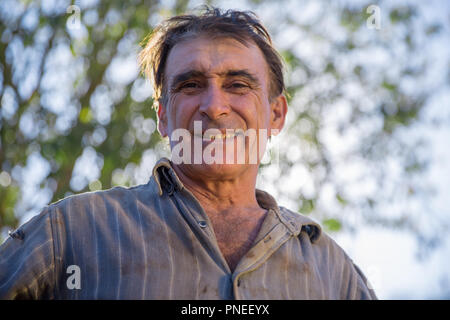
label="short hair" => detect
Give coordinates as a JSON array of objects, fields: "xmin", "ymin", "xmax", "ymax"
[{"xmin": 138, "ymin": 7, "xmax": 285, "ymax": 108}]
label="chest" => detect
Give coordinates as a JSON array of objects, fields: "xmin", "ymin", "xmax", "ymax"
[{"xmin": 210, "ymin": 217, "xmax": 263, "ymax": 271}]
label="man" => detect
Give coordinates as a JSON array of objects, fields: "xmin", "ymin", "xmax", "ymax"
[{"xmin": 0, "ymin": 8, "xmax": 377, "ymax": 299}]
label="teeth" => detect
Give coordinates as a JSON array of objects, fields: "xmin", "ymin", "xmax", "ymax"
[
  {"xmin": 193, "ymin": 130, "xmax": 244, "ymax": 140},
  {"xmin": 199, "ymin": 133, "xmax": 238, "ymax": 140},
  {"xmin": 209, "ymin": 133, "xmax": 236, "ymax": 140}
]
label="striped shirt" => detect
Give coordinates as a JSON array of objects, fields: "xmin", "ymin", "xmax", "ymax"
[{"xmin": 0, "ymin": 158, "xmax": 377, "ymax": 299}]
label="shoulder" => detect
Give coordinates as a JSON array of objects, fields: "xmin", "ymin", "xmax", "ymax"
[
  {"xmin": 278, "ymin": 206, "xmax": 322, "ymax": 242},
  {"xmin": 49, "ymin": 182, "xmax": 155, "ymax": 216},
  {"xmin": 2, "ymin": 205, "xmax": 54, "ymax": 248},
  {"xmin": 279, "ymin": 207, "xmax": 377, "ymax": 299},
  {"xmin": 29, "ymin": 182, "xmax": 158, "ymax": 242},
  {"xmin": 280, "ymin": 206, "xmax": 353, "ymax": 263},
  {"xmin": 4, "ymin": 184, "xmax": 150, "ymax": 240},
  {"xmin": 278, "ymin": 207, "xmax": 354, "ymax": 276}
]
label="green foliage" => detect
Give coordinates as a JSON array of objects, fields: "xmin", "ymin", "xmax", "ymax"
[
  {"xmin": 0, "ymin": 0, "xmax": 172, "ymax": 229},
  {"xmin": 0, "ymin": 0, "xmax": 448, "ymax": 256},
  {"xmin": 299, "ymin": 198, "xmax": 315, "ymax": 215},
  {"xmin": 389, "ymin": 6, "xmax": 415, "ymax": 24},
  {"xmin": 0, "ymin": 185, "xmax": 19, "ymax": 227},
  {"xmin": 322, "ymin": 218, "xmax": 342, "ymax": 232}
]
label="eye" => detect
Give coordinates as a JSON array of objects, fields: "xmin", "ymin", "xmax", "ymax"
[
  {"xmin": 181, "ymin": 82, "xmax": 199, "ymax": 88},
  {"xmin": 230, "ymin": 82, "xmax": 249, "ymax": 88},
  {"xmin": 227, "ymin": 81, "xmax": 251, "ymax": 94},
  {"xmin": 175, "ymin": 81, "xmax": 203, "ymax": 94},
  {"xmin": 178, "ymin": 81, "xmax": 199, "ymax": 90}
]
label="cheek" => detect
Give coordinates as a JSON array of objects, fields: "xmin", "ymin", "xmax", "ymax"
[
  {"xmin": 232, "ymin": 96, "xmax": 271, "ymax": 128},
  {"xmin": 168, "ymin": 96, "xmax": 199, "ymax": 128}
]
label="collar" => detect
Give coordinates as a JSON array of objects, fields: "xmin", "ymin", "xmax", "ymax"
[
  {"xmin": 152, "ymin": 157, "xmax": 185, "ymax": 196},
  {"xmin": 256, "ymin": 189, "xmax": 322, "ymax": 243},
  {"xmin": 151, "ymin": 157, "xmax": 321, "ymax": 242}
]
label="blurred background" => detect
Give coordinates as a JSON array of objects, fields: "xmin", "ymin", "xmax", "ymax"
[{"xmin": 0, "ymin": 0, "xmax": 449, "ymax": 299}]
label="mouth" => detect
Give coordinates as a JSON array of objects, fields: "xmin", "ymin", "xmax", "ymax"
[{"xmin": 194, "ymin": 129, "xmax": 245, "ymax": 141}]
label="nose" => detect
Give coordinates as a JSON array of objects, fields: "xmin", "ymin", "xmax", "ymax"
[{"xmin": 198, "ymin": 82, "xmax": 231, "ymax": 120}]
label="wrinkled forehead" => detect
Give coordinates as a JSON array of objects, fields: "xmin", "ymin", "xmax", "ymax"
[{"xmin": 164, "ymin": 35, "xmax": 270, "ymax": 87}]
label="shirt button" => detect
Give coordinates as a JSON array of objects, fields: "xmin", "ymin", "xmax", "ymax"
[
  {"xmin": 198, "ymin": 221, "xmax": 207, "ymax": 228},
  {"xmin": 8, "ymin": 229, "xmax": 25, "ymax": 240}
]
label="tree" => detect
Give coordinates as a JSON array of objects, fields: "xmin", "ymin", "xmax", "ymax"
[
  {"xmin": 0, "ymin": 0, "xmax": 448, "ymax": 258},
  {"xmin": 0, "ymin": 0, "xmax": 187, "ymax": 235}
]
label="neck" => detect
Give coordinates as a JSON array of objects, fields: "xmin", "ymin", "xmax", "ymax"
[{"xmin": 172, "ymin": 163, "xmax": 261, "ymax": 214}]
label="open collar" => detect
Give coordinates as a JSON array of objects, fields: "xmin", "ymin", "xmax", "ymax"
[{"xmin": 151, "ymin": 157, "xmax": 321, "ymax": 242}]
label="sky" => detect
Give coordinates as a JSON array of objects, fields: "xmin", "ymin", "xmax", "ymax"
[{"xmin": 330, "ymin": 0, "xmax": 450, "ymax": 299}]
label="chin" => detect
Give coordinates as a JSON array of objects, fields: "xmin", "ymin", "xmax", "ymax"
[
  {"xmin": 181, "ymin": 161, "xmax": 257, "ymax": 181},
  {"xmin": 171, "ymin": 138, "xmax": 263, "ymax": 179}
]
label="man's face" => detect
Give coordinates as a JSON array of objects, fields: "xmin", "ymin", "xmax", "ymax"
[{"xmin": 158, "ymin": 36, "xmax": 287, "ymax": 179}]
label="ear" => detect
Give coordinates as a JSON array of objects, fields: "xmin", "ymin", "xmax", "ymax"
[
  {"xmin": 269, "ymin": 94, "xmax": 288, "ymax": 136},
  {"xmin": 157, "ymin": 102, "xmax": 169, "ymax": 138}
]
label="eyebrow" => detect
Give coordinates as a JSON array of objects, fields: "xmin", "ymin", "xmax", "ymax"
[
  {"xmin": 170, "ymin": 69, "xmax": 261, "ymax": 89},
  {"xmin": 220, "ymin": 70, "xmax": 259, "ymax": 85},
  {"xmin": 170, "ymin": 70, "xmax": 204, "ymax": 88}
]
